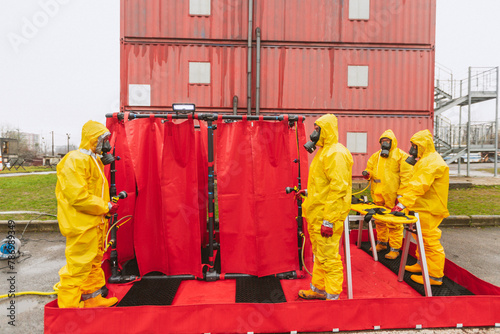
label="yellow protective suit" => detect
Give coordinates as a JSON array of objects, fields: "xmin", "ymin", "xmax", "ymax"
[
  {"xmin": 365, "ymin": 129, "xmax": 413, "ymax": 250},
  {"xmin": 399, "ymin": 129, "xmax": 449, "ymax": 279},
  {"xmin": 56, "ymin": 121, "xmax": 111, "ymax": 308},
  {"xmin": 303, "ymin": 114, "xmax": 353, "ymax": 298}
]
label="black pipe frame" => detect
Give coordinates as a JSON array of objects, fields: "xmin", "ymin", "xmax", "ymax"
[
  {"xmin": 105, "ymin": 112, "xmax": 305, "ymax": 123},
  {"xmin": 108, "ymin": 149, "xmax": 136, "ymax": 284},
  {"xmin": 105, "ymin": 112, "xmax": 305, "ymax": 281}
]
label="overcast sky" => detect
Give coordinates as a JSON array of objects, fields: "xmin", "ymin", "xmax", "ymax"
[{"xmin": 0, "ymin": 0, "xmax": 499, "ymax": 149}]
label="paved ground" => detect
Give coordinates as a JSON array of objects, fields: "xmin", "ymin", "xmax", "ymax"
[
  {"xmin": 449, "ymin": 162, "xmax": 500, "ymax": 185},
  {"xmin": 0, "ymin": 169, "xmax": 498, "ymax": 333},
  {"xmin": 0, "ymin": 228, "xmax": 499, "ymax": 334}
]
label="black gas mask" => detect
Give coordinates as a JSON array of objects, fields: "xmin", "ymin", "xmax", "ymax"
[
  {"xmin": 380, "ymin": 139, "xmax": 392, "ymax": 158},
  {"xmin": 405, "ymin": 144, "xmax": 418, "ymax": 166},
  {"xmin": 100, "ymin": 141, "xmax": 115, "ymax": 165},
  {"xmin": 304, "ymin": 126, "xmax": 321, "ymax": 154}
]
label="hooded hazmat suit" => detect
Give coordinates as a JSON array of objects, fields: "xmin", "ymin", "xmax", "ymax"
[
  {"xmin": 302, "ymin": 114, "xmax": 353, "ymax": 298},
  {"xmin": 364, "ymin": 130, "xmax": 413, "ymax": 252},
  {"xmin": 56, "ymin": 121, "xmax": 112, "ymax": 308},
  {"xmin": 398, "ymin": 129, "xmax": 449, "ymax": 279}
]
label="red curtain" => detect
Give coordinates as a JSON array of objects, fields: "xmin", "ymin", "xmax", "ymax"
[
  {"xmin": 106, "ymin": 116, "xmax": 204, "ymax": 277},
  {"xmin": 216, "ymin": 117, "xmax": 300, "ymax": 276},
  {"xmin": 105, "ymin": 114, "xmax": 307, "ymax": 278},
  {"xmin": 159, "ymin": 118, "xmax": 203, "ymax": 276},
  {"xmin": 125, "ymin": 117, "xmax": 167, "ymax": 275}
]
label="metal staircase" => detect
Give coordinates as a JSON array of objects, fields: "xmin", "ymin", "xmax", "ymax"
[{"xmin": 434, "ymin": 66, "xmax": 499, "ymax": 171}]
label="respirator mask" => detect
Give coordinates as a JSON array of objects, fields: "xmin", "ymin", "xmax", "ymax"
[
  {"xmin": 96, "ymin": 132, "xmax": 115, "ymax": 165},
  {"xmin": 304, "ymin": 126, "xmax": 321, "ymax": 154},
  {"xmin": 380, "ymin": 139, "xmax": 391, "ymax": 158},
  {"xmin": 405, "ymin": 144, "xmax": 418, "ymax": 166},
  {"xmin": 100, "ymin": 141, "xmax": 115, "ymax": 165}
]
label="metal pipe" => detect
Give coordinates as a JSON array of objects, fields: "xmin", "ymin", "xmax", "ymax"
[
  {"xmin": 397, "ymin": 227, "xmax": 412, "ymax": 282},
  {"xmin": 221, "ymin": 271, "xmax": 298, "ymax": 280},
  {"xmin": 108, "ymin": 151, "xmax": 136, "ymax": 284},
  {"xmin": 495, "ymin": 66, "xmax": 499, "ymax": 177},
  {"xmin": 140, "ymin": 275, "xmax": 197, "ymax": 280},
  {"xmin": 247, "ymin": 0, "xmax": 253, "ymax": 115},
  {"xmin": 205, "ymin": 118, "xmax": 217, "ymax": 282},
  {"xmin": 458, "ymin": 105, "xmax": 462, "ymax": 175},
  {"xmin": 256, "ymin": 27, "xmax": 261, "ymax": 116},
  {"xmin": 106, "ymin": 112, "xmax": 305, "ymax": 123},
  {"xmin": 108, "ymin": 151, "xmax": 119, "ymax": 281},
  {"xmin": 415, "ymin": 214, "xmax": 433, "ymax": 297},
  {"xmin": 221, "ymin": 273, "xmax": 256, "ymax": 279},
  {"xmin": 232, "ymin": 96, "xmax": 238, "ymax": 115},
  {"xmin": 343, "ymin": 216, "xmax": 353, "ymax": 299},
  {"xmin": 467, "ymin": 67, "xmax": 472, "ymax": 177}
]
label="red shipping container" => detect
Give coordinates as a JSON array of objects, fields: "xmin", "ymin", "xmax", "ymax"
[
  {"xmin": 122, "ymin": 43, "xmax": 433, "ymax": 114},
  {"xmin": 122, "ymin": 0, "xmax": 435, "ymax": 46}
]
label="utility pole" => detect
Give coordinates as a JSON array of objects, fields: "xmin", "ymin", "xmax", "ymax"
[
  {"xmin": 66, "ymin": 133, "xmax": 71, "ymax": 153},
  {"xmin": 51, "ymin": 131, "xmax": 54, "ymax": 156}
]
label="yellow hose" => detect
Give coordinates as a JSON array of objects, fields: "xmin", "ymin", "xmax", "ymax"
[
  {"xmin": 352, "ymin": 182, "xmax": 370, "ymax": 195},
  {"xmin": 0, "ymin": 282, "xmax": 59, "ymax": 299},
  {"xmin": 0, "ymin": 218, "xmax": 133, "ymax": 300},
  {"xmin": 104, "ymin": 215, "xmax": 133, "ymax": 251},
  {"xmin": 300, "ymin": 233, "xmax": 312, "ymax": 276}
]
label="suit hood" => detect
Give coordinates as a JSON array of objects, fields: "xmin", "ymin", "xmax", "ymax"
[
  {"xmin": 79, "ymin": 120, "xmax": 110, "ymax": 153},
  {"xmin": 410, "ymin": 129, "xmax": 435, "ymax": 158},
  {"xmin": 315, "ymin": 114, "xmax": 338, "ymax": 147},
  {"xmin": 379, "ymin": 129, "xmax": 398, "ymax": 151}
]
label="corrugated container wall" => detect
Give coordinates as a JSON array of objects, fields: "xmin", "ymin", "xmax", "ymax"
[
  {"xmin": 303, "ymin": 115, "xmax": 433, "ymax": 175},
  {"xmin": 122, "ymin": 0, "xmax": 435, "ymax": 45},
  {"xmin": 122, "ymin": 44, "xmax": 433, "ymax": 113},
  {"xmin": 120, "ymin": 0, "xmax": 436, "ymax": 176}
]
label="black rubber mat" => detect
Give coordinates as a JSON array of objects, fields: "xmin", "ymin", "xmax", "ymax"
[
  {"xmin": 359, "ymin": 242, "xmax": 474, "ymax": 296},
  {"xmin": 121, "ymin": 247, "xmax": 219, "ymax": 276},
  {"xmin": 235, "ymin": 276, "xmax": 287, "ymax": 303},
  {"xmin": 117, "ymin": 273, "xmax": 182, "ymax": 307},
  {"xmin": 121, "ymin": 258, "xmax": 140, "ymax": 277}
]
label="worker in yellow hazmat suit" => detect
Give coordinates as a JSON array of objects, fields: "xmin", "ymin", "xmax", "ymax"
[
  {"xmin": 56, "ymin": 120, "xmax": 119, "ymax": 308},
  {"xmin": 393, "ymin": 129, "xmax": 449, "ymax": 285},
  {"xmin": 362, "ymin": 130, "xmax": 413, "ymax": 260},
  {"xmin": 299, "ymin": 114, "xmax": 353, "ymax": 300}
]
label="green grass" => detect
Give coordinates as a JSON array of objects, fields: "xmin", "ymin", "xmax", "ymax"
[
  {"xmin": 0, "ymin": 166, "xmax": 56, "ymax": 174},
  {"xmin": 351, "ymin": 184, "xmax": 500, "ymax": 216},
  {"xmin": 0, "ymin": 174, "xmax": 57, "ymax": 221},
  {"xmin": 447, "ymin": 185, "xmax": 500, "ymax": 216},
  {"xmin": 478, "ymin": 168, "xmax": 500, "ymax": 174}
]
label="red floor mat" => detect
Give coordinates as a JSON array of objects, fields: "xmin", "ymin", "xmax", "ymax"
[{"xmin": 45, "ymin": 233, "xmax": 500, "ymax": 333}]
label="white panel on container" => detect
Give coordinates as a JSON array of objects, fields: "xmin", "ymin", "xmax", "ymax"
[
  {"xmin": 348, "ymin": 65, "xmax": 369, "ymax": 87},
  {"xmin": 349, "ymin": 0, "xmax": 370, "ymax": 20},
  {"xmin": 346, "ymin": 132, "xmax": 367, "ymax": 153},
  {"xmin": 190, "ymin": 0, "xmax": 211, "ymax": 16},
  {"xmin": 128, "ymin": 84, "xmax": 151, "ymax": 106},
  {"xmin": 189, "ymin": 62, "xmax": 211, "ymax": 84}
]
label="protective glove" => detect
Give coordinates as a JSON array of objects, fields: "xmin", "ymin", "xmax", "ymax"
[
  {"xmin": 395, "ymin": 195, "xmax": 401, "ymax": 206},
  {"xmin": 321, "ymin": 220, "xmax": 333, "ymax": 238},
  {"xmin": 391, "ymin": 202, "xmax": 405, "ymax": 213},
  {"xmin": 108, "ymin": 202, "xmax": 119, "ymax": 216},
  {"xmin": 362, "ymin": 171, "xmax": 370, "ymax": 180},
  {"xmin": 294, "ymin": 189, "xmax": 308, "ymax": 200}
]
